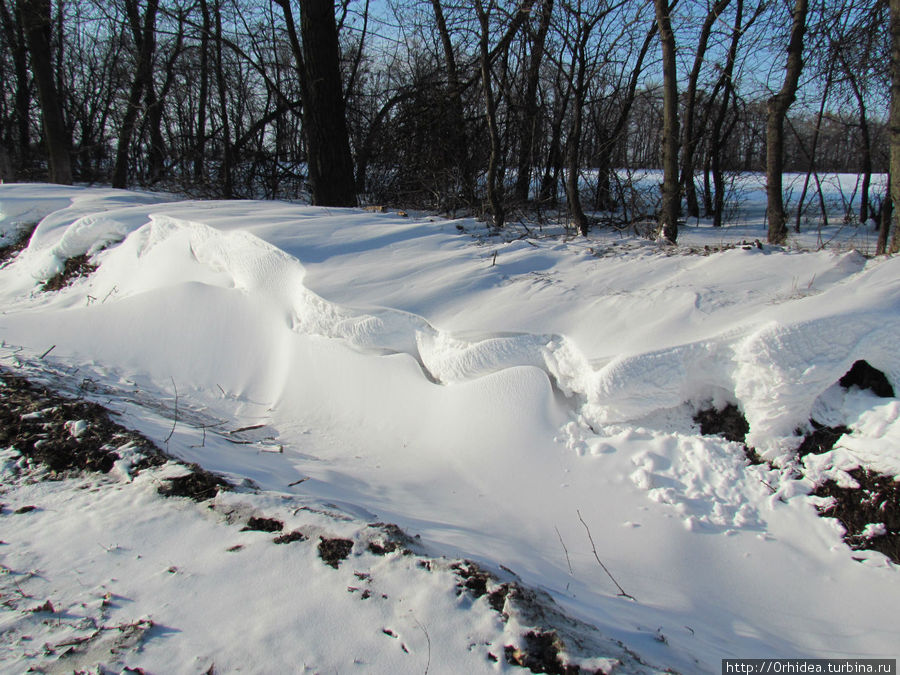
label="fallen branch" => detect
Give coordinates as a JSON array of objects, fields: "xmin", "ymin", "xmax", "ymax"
[
  {"xmin": 555, "ymin": 526, "xmax": 573, "ymax": 575},
  {"xmin": 576, "ymin": 510, "xmax": 635, "ymax": 601},
  {"xmin": 164, "ymin": 377, "xmax": 178, "ymax": 444}
]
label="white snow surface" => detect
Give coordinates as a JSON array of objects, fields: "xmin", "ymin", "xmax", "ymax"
[{"xmin": 1, "ymin": 183, "xmax": 899, "ymax": 673}]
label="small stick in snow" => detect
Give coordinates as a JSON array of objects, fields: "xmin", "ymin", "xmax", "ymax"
[
  {"xmin": 555, "ymin": 526, "xmax": 574, "ymax": 575},
  {"xmin": 39, "ymin": 345, "xmax": 55, "ymax": 359},
  {"xmin": 164, "ymin": 377, "xmax": 178, "ymax": 444},
  {"xmin": 413, "ymin": 616, "xmax": 431, "ymax": 675},
  {"xmin": 576, "ymin": 509, "xmax": 636, "ymax": 601},
  {"xmin": 229, "ymin": 424, "xmax": 265, "ymax": 435}
]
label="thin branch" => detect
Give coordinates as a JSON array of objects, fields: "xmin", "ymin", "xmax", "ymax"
[
  {"xmin": 555, "ymin": 526, "xmax": 574, "ymax": 575},
  {"xmin": 576, "ymin": 509, "xmax": 635, "ymax": 601},
  {"xmin": 164, "ymin": 376, "xmax": 178, "ymax": 444}
]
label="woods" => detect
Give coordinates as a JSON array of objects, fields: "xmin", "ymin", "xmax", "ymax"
[{"xmin": 0, "ymin": 0, "xmax": 893, "ymax": 245}]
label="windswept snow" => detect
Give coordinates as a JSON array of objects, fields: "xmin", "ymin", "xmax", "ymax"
[{"xmin": 2, "ymin": 182, "xmax": 899, "ymax": 673}]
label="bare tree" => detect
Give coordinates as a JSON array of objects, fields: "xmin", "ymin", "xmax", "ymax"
[
  {"xmin": 680, "ymin": 0, "xmax": 732, "ymax": 220},
  {"xmin": 112, "ymin": 0, "xmax": 160, "ymax": 189},
  {"xmin": 18, "ymin": 0, "xmax": 72, "ymax": 184},
  {"xmin": 890, "ymin": 0, "xmax": 900, "ymax": 253},
  {"xmin": 276, "ymin": 0, "xmax": 356, "ymax": 206},
  {"xmin": 765, "ymin": 0, "xmax": 808, "ymax": 245},
  {"xmin": 654, "ymin": 0, "xmax": 679, "ymax": 243}
]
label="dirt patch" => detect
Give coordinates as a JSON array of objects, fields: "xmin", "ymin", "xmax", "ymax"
[
  {"xmin": 812, "ymin": 468, "xmax": 900, "ymax": 564},
  {"xmin": 504, "ymin": 631, "xmax": 585, "ymax": 674},
  {"xmin": 0, "ymin": 370, "xmax": 163, "ymax": 477},
  {"xmin": 0, "ymin": 222, "xmax": 37, "ymax": 267},
  {"xmin": 796, "ymin": 421, "xmax": 850, "ymax": 458},
  {"xmin": 273, "ymin": 530, "xmax": 306, "ymax": 544},
  {"xmin": 242, "ymin": 516, "xmax": 284, "ymax": 533},
  {"xmin": 158, "ymin": 465, "xmax": 229, "ymax": 501},
  {"xmin": 839, "ymin": 360, "xmax": 895, "ymax": 398},
  {"xmin": 42, "ymin": 253, "xmax": 98, "ymax": 291},
  {"xmin": 693, "ymin": 403, "xmax": 749, "ymax": 443},
  {"xmin": 366, "ymin": 522, "xmax": 415, "ymax": 555},
  {"xmin": 693, "ymin": 403, "xmax": 764, "ymax": 464},
  {"xmin": 318, "ymin": 537, "xmax": 353, "ymax": 568},
  {"xmin": 453, "ymin": 561, "xmax": 491, "ymax": 598}
]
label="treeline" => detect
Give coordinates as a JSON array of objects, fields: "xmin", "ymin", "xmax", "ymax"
[{"xmin": 0, "ymin": 0, "xmax": 895, "ymax": 248}]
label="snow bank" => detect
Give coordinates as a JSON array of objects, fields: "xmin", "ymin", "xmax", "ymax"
[{"xmin": 3, "ymin": 184, "xmax": 900, "ymax": 672}]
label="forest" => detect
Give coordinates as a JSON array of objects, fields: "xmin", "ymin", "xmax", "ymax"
[{"xmin": 0, "ymin": 0, "xmax": 895, "ymax": 247}]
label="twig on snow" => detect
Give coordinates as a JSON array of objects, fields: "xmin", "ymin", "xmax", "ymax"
[
  {"xmin": 39, "ymin": 345, "xmax": 55, "ymax": 359},
  {"xmin": 413, "ymin": 615, "xmax": 431, "ymax": 675},
  {"xmin": 576, "ymin": 509, "xmax": 636, "ymax": 601},
  {"xmin": 555, "ymin": 526, "xmax": 574, "ymax": 575},
  {"xmin": 164, "ymin": 377, "xmax": 178, "ymax": 444}
]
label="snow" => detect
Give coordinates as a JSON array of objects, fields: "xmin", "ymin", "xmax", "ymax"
[{"xmin": 1, "ymin": 182, "xmax": 899, "ymax": 673}]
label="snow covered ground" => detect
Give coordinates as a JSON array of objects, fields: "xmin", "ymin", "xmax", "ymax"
[{"xmin": 1, "ymin": 182, "xmax": 898, "ymax": 674}]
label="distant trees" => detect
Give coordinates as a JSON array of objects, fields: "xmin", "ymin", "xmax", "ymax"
[{"xmin": 0, "ymin": 0, "xmax": 891, "ymax": 242}]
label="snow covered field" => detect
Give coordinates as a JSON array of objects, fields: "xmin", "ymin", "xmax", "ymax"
[{"xmin": 1, "ymin": 182, "xmax": 898, "ymax": 673}]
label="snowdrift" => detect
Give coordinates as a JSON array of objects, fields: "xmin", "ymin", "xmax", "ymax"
[{"xmin": 2, "ymin": 183, "xmax": 899, "ymax": 673}]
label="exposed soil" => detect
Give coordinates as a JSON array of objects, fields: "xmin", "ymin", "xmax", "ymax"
[
  {"xmin": 365, "ymin": 522, "xmax": 416, "ymax": 556},
  {"xmin": 812, "ymin": 468, "xmax": 900, "ymax": 564},
  {"xmin": 273, "ymin": 530, "xmax": 306, "ymax": 544},
  {"xmin": 0, "ymin": 370, "xmax": 162, "ymax": 476},
  {"xmin": 0, "ymin": 369, "xmax": 228, "ymax": 503},
  {"xmin": 318, "ymin": 537, "xmax": 353, "ymax": 568},
  {"xmin": 0, "ymin": 222, "xmax": 37, "ymax": 267},
  {"xmin": 42, "ymin": 254, "xmax": 98, "ymax": 291},
  {"xmin": 839, "ymin": 360, "xmax": 895, "ymax": 398},
  {"xmin": 159, "ymin": 465, "xmax": 230, "ymax": 501},
  {"xmin": 693, "ymin": 403, "xmax": 764, "ymax": 464},
  {"xmin": 504, "ymin": 631, "xmax": 587, "ymax": 674},
  {"xmin": 796, "ymin": 421, "xmax": 850, "ymax": 458},
  {"xmin": 242, "ymin": 516, "xmax": 284, "ymax": 533},
  {"xmin": 693, "ymin": 403, "xmax": 749, "ymax": 443}
]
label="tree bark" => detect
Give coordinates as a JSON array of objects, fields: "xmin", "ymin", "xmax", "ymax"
[
  {"xmin": 654, "ymin": 0, "xmax": 679, "ymax": 243},
  {"xmin": 0, "ymin": 0, "xmax": 30, "ymax": 177},
  {"xmin": 212, "ymin": 0, "xmax": 233, "ymax": 197},
  {"xmin": 513, "ymin": 0, "xmax": 552, "ymax": 204},
  {"xmin": 18, "ymin": 0, "xmax": 71, "ymax": 184},
  {"xmin": 891, "ymin": 0, "xmax": 900, "ymax": 253},
  {"xmin": 475, "ymin": 0, "xmax": 505, "ymax": 230},
  {"xmin": 765, "ymin": 0, "xmax": 808, "ymax": 245},
  {"xmin": 195, "ymin": 0, "xmax": 212, "ymax": 181},
  {"xmin": 430, "ymin": 0, "xmax": 472, "ymax": 208},
  {"xmin": 112, "ymin": 0, "xmax": 160, "ymax": 189},
  {"xmin": 277, "ymin": 0, "xmax": 356, "ymax": 206},
  {"xmin": 680, "ymin": 0, "xmax": 731, "ymax": 220}
]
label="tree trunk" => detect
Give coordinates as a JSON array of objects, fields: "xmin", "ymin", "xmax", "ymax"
[
  {"xmin": 539, "ymin": 88, "xmax": 569, "ymax": 207},
  {"xmin": 277, "ymin": 0, "xmax": 356, "ymax": 206},
  {"xmin": 592, "ymin": 19, "xmax": 657, "ymax": 213},
  {"xmin": 795, "ymin": 59, "xmax": 833, "ymax": 233},
  {"xmin": 475, "ymin": 0, "xmax": 504, "ymax": 230},
  {"xmin": 513, "ymin": 0, "xmax": 552, "ymax": 204},
  {"xmin": 891, "ymin": 0, "xmax": 900, "ymax": 253},
  {"xmin": 431, "ymin": 0, "xmax": 473, "ymax": 208},
  {"xmin": 565, "ymin": 19, "xmax": 591, "ymax": 236},
  {"xmin": 18, "ymin": 0, "xmax": 71, "ymax": 184},
  {"xmin": 766, "ymin": 0, "xmax": 808, "ymax": 245},
  {"xmin": 654, "ymin": 0, "xmax": 679, "ymax": 244},
  {"xmin": 681, "ymin": 0, "xmax": 731, "ymax": 220},
  {"xmin": 213, "ymin": 0, "xmax": 233, "ymax": 197},
  {"xmin": 0, "ymin": 0, "xmax": 30, "ymax": 176},
  {"xmin": 195, "ymin": 0, "xmax": 211, "ymax": 181},
  {"xmin": 112, "ymin": 0, "xmax": 159, "ymax": 189}
]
